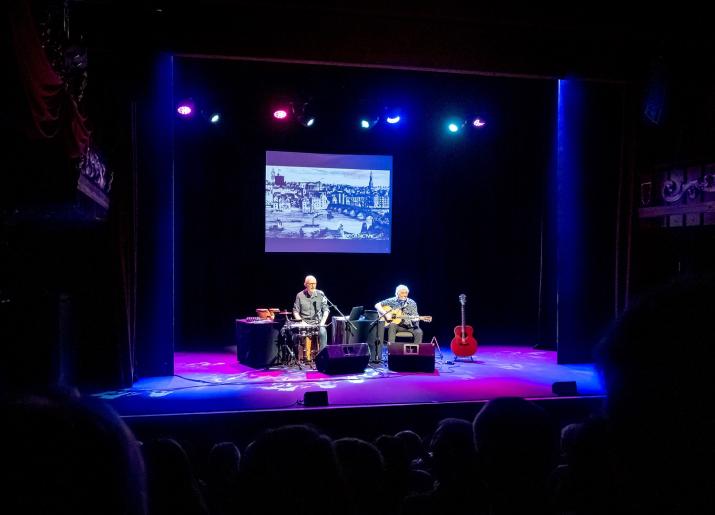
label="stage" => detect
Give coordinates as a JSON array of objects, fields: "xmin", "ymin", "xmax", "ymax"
[
  {"xmin": 91, "ymin": 344, "xmax": 605, "ymax": 449},
  {"xmin": 96, "ymin": 344, "xmax": 604, "ymax": 417}
]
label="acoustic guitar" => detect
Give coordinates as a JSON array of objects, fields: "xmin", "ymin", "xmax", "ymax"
[
  {"xmin": 380, "ymin": 305, "xmax": 433, "ymax": 326},
  {"xmin": 450, "ymin": 294, "xmax": 477, "ymax": 357}
]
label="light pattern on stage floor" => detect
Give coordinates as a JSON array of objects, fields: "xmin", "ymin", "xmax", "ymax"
[{"xmin": 94, "ymin": 345, "xmax": 604, "ymax": 416}]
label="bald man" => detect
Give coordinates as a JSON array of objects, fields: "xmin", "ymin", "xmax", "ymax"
[{"xmin": 293, "ymin": 275, "xmax": 329, "ymax": 350}]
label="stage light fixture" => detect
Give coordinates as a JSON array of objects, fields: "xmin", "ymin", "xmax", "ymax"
[
  {"xmin": 209, "ymin": 113, "xmax": 221, "ymax": 124},
  {"xmin": 176, "ymin": 99, "xmax": 195, "ymax": 118},
  {"xmin": 384, "ymin": 107, "xmax": 402, "ymax": 125},
  {"xmin": 359, "ymin": 116, "xmax": 380, "ymax": 129},
  {"xmin": 446, "ymin": 119, "xmax": 467, "ymax": 134},
  {"xmin": 292, "ymin": 101, "xmax": 317, "ymax": 128},
  {"xmin": 472, "ymin": 117, "xmax": 487, "ymax": 128},
  {"xmin": 273, "ymin": 108, "xmax": 289, "ymax": 120}
]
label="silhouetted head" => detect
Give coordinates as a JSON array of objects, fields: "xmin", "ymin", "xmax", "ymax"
[
  {"xmin": 473, "ymin": 397, "xmax": 556, "ymax": 483},
  {"xmin": 429, "ymin": 418, "xmax": 476, "ymax": 485},
  {"xmin": 395, "ymin": 429, "xmax": 426, "ymax": 462},
  {"xmin": 241, "ymin": 424, "xmax": 344, "ymax": 515},
  {"xmin": 2, "ymin": 390, "xmax": 146, "ymax": 515},
  {"xmin": 596, "ymin": 274, "xmax": 715, "ymax": 512}
]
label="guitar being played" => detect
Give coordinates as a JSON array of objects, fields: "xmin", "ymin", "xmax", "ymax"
[
  {"xmin": 450, "ymin": 293, "xmax": 478, "ymax": 358},
  {"xmin": 380, "ymin": 306, "xmax": 433, "ymax": 326},
  {"xmin": 375, "ymin": 284, "xmax": 428, "ymax": 344}
]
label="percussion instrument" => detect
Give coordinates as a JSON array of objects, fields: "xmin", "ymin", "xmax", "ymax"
[
  {"xmin": 285, "ymin": 321, "xmax": 324, "ymax": 363},
  {"xmin": 256, "ymin": 308, "xmax": 282, "ymax": 320}
]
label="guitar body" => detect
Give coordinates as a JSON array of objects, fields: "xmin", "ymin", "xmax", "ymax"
[
  {"xmin": 451, "ymin": 293, "xmax": 477, "ymax": 357},
  {"xmin": 381, "ymin": 305, "xmax": 406, "ymax": 325},
  {"xmin": 451, "ymin": 325, "xmax": 478, "ymax": 357}
]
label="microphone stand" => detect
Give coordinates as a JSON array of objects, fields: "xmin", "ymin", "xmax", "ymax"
[
  {"xmin": 367, "ymin": 310, "xmax": 393, "ymax": 363},
  {"xmin": 323, "ymin": 295, "xmax": 357, "ymax": 333},
  {"xmin": 369, "ymin": 309, "xmax": 393, "ymax": 330}
]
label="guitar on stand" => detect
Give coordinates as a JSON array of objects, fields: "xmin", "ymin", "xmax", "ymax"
[{"xmin": 450, "ymin": 294, "xmax": 478, "ymax": 360}]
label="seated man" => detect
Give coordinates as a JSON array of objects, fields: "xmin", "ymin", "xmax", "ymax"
[
  {"xmin": 292, "ymin": 275, "xmax": 329, "ymax": 350},
  {"xmin": 375, "ymin": 284, "xmax": 423, "ymax": 344}
]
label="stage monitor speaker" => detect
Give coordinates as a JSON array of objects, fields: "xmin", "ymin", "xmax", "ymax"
[
  {"xmin": 552, "ymin": 381, "xmax": 578, "ymax": 396},
  {"xmin": 315, "ymin": 343, "xmax": 370, "ymax": 375},
  {"xmin": 303, "ymin": 391, "xmax": 329, "ymax": 406},
  {"xmin": 387, "ymin": 342, "xmax": 435, "ymax": 372}
]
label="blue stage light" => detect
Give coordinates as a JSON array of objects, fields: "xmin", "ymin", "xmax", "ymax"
[{"xmin": 360, "ymin": 116, "xmax": 380, "ymax": 129}]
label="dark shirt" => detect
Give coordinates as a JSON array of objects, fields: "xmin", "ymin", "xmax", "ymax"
[
  {"xmin": 379, "ymin": 297, "xmax": 419, "ymax": 328},
  {"xmin": 293, "ymin": 289, "xmax": 328, "ymax": 323}
]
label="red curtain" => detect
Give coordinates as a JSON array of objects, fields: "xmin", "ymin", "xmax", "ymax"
[{"xmin": 9, "ymin": 0, "xmax": 89, "ymax": 159}]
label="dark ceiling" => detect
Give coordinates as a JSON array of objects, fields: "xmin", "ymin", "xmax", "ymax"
[{"xmin": 68, "ymin": 2, "xmax": 714, "ymax": 83}]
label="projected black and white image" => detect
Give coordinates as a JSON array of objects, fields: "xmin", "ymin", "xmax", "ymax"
[{"xmin": 265, "ymin": 151, "xmax": 392, "ymax": 253}]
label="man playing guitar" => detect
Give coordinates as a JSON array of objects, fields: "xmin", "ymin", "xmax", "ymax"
[{"xmin": 375, "ymin": 284, "xmax": 426, "ymax": 344}]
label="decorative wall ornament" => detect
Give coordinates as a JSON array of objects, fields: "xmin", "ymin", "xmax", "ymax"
[
  {"xmin": 77, "ymin": 143, "xmax": 111, "ymax": 209},
  {"xmin": 639, "ymin": 163, "xmax": 715, "ymax": 228}
]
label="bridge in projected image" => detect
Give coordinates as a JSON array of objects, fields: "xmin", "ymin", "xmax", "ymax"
[{"xmin": 328, "ymin": 203, "xmax": 389, "ymax": 221}]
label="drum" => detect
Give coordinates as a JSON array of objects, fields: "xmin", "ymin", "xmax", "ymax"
[{"xmin": 287, "ymin": 322, "xmax": 321, "ymax": 363}]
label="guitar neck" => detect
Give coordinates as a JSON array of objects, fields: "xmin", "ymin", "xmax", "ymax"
[
  {"xmin": 461, "ymin": 304, "xmax": 466, "ymax": 337},
  {"xmin": 395, "ymin": 315, "xmax": 430, "ymax": 322}
]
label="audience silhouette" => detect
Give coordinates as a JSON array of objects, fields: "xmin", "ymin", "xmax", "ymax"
[
  {"xmin": 239, "ymin": 424, "xmax": 348, "ymax": 515},
  {"xmin": 142, "ymin": 437, "xmax": 210, "ymax": 515},
  {"xmin": 202, "ymin": 441, "xmax": 242, "ymax": 515},
  {"xmin": 473, "ymin": 397, "xmax": 557, "ymax": 514},
  {"xmin": 2, "ymin": 388, "xmax": 147, "ymax": 515},
  {"xmin": 596, "ymin": 274, "xmax": 715, "ymax": 513},
  {"xmin": 403, "ymin": 417, "xmax": 484, "ymax": 515},
  {"xmin": 333, "ymin": 437, "xmax": 387, "ymax": 515}
]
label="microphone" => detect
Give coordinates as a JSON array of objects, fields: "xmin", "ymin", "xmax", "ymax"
[{"xmin": 315, "ymin": 290, "xmax": 330, "ymax": 304}]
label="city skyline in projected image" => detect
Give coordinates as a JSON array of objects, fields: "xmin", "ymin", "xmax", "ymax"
[{"xmin": 265, "ymin": 152, "xmax": 392, "ymax": 253}]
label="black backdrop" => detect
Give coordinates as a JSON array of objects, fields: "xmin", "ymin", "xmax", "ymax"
[{"xmin": 172, "ymin": 58, "xmax": 556, "ymax": 350}]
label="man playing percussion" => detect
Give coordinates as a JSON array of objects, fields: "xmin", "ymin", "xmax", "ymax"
[{"xmin": 292, "ymin": 275, "xmax": 329, "ymax": 351}]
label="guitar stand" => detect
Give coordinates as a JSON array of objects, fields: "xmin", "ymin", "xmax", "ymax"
[{"xmin": 430, "ymin": 336, "xmax": 444, "ymax": 361}]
